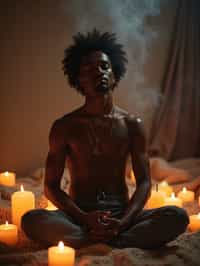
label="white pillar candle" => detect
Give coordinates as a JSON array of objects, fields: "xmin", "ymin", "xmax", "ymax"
[
  {"xmin": 158, "ymin": 181, "xmax": 173, "ymax": 196},
  {"xmin": 0, "ymin": 171, "xmax": 16, "ymax": 186},
  {"xmin": 146, "ymin": 190, "xmax": 166, "ymax": 209},
  {"xmin": 188, "ymin": 213, "xmax": 200, "ymax": 232},
  {"xmin": 0, "ymin": 221, "xmax": 18, "ymax": 246},
  {"xmin": 164, "ymin": 192, "xmax": 183, "ymax": 207},
  {"xmin": 48, "ymin": 241, "xmax": 75, "ymax": 266},
  {"xmin": 11, "ymin": 185, "xmax": 35, "ymax": 228},
  {"xmin": 177, "ymin": 187, "xmax": 194, "ymax": 203}
]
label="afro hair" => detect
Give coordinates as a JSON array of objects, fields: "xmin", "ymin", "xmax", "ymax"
[{"xmin": 62, "ymin": 29, "xmax": 128, "ymax": 94}]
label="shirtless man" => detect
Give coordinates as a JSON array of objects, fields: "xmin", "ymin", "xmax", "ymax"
[{"xmin": 22, "ymin": 30, "xmax": 189, "ymax": 249}]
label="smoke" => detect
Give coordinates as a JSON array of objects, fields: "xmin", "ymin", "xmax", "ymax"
[{"xmin": 61, "ymin": 0, "xmax": 166, "ymax": 118}]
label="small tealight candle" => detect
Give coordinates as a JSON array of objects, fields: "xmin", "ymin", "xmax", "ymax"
[
  {"xmin": 146, "ymin": 185, "xmax": 166, "ymax": 209},
  {"xmin": 0, "ymin": 171, "xmax": 16, "ymax": 187},
  {"xmin": 48, "ymin": 241, "xmax": 75, "ymax": 266},
  {"xmin": 158, "ymin": 181, "xmax": 173, "ymax": 196},
  {"xmin": 0, "ymin": 221, "xmax": 18, "ymax": 246},
  {"xmin": 46, "ymin": 200, "xmax": 58, "ymax": 211},
  {"xmin": 177, "ymin": 187, "xmax": 194, "ymax": 203},
  {"xmin": 164, "ymin": 192, "xmax": 183, "ymax": 207},
  {"xmin": 11, "ymin": 185, "xmax": 35, "ymax": 228},
  {"xmin": 188, "ymin": 213, "xmax": 200, "ymax": 232}
]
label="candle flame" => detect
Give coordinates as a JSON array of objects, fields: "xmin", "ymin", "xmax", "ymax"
[
  {"xmin": 171, "ymin": 192, "xmax": 175, "ymax": 198},
  {"xmin": 5, "ymin": 171, "xmax": 9, "ymax": 176},
  {"xmin": 161, "ymin": 181, "xmax": 168, "ymax": 186},
  {"xmin": 183, "ymin": 187, "xmax": 187, "ymax": 193},
  {"xmin": 20, "ymin": 185, "xmax": 24, "ymax": 192},
  {"xmin": 5, "ymin": 221, "xmax": 8, "ymax": 226},
  {"xmin": 58, "ymin": 241, "xmax": 64, "ymax": 251}
]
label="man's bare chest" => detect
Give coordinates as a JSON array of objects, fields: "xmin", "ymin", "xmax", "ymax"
[{"xmin": 68, "ymin": 116, "xmax": 129, "ymax": 156}]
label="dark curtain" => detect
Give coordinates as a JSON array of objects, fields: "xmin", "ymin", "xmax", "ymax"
[{"xmin": 148, "ymin": 0, "xmax": 200, "ymax": 161}]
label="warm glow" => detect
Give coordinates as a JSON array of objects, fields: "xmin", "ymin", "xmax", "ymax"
[
  {"xmin": 161, "ymin": 181, "xmax": 168, "ymax": 186},
  {"xmin": 5, "ymin": 221, "xmax": 8, "ymax": 226},
  {"xmin": 58, "ymin": 241, "xmax": 64, "ymax": 251},
  {"xmin": 171, "ymin": 192, "xmax": 175, "ymax": 198},
  {"xmin": 197, "ymin": 213, "xmax": 200, "ymax": 219},
  {"xmin": 20, "ymin": 185, "xmax": 24, "ymax": 192},
  {"xmin": 48, "ymin": 241, "xmax": 75, "ymax": 266},
  {"xmin": 5, "ymin": 171, "xmax": 9, "ymax": 176},
  {"xmin": 182, "ymin": 187, "xmax": 187, "ymax": 193},
  {"xmin": 12, "ymin": 186, "xmax": 35, "ymax": 228}
]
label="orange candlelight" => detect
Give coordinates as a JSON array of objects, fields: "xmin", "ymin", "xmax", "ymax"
[
  {"xmin": 177, "ymin": 187, "xmax": 194, "ymax": 203},
  {"xmin": 0, "ymin": 221, "xmax": 18, "ymax": 246},
  {"xmin": 0, "ymin": 171, "xmax": 16, "ymax": 186},
  {"xmin": 158, "ymin": 181, "xmax": 173, "ymax": 196},
  {"xmin": 11, "ymin": 185, "xmax": 35, "ymax": 228},
  {"xmin": 48, "ymin": 241, "xmax": 75, "ymax": 266},
  {"xmin": 164, "ymin": 192, "xmax": 183, "ymax": 208},
  {"xmin": 188, "ymin": 213, "xmax": 200, "ymax": 232}
]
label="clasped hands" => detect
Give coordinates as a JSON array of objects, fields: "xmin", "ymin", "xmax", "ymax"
[{"xmin": 83, "ymin": 210, "xmax": 121, "ymax": 242}]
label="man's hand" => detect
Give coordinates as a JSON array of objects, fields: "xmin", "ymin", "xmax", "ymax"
[{"xmin": 82, "ymin": 211, "xmax": 121, "ymax": 242}]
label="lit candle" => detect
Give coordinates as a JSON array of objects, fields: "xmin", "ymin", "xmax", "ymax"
[
  {"xmin": 0, "ymin": 171, "xmax": 16, "ymax": 186},
  {"xmin": 46, "ymin": 200, "xmax": 58, "ymax": 211},
  {"xmin": 48, "ymin": 241, "xmax": 75, "ymax": 266},
  {"xmin": 188, "ymin": 213, "xmax": 200, "ymax": 232},
  {"xmin": 0, "ymin": 221, "xmax": 18, "ymax": 246},
  {"xmin": 177, "ymin": 187, "xmax": 194, "ymax": 203},
  {"xmin": 158, "ymin": 181, "xmax": 173, "ymax": 196},
  {"xmin": 164, "ymin": 192, "xmax": 183, "ymax": 207},
  {"xmin": 11, "ymin": 185, "xmax": 35, "ymax": 228},
  {"xmin": 130, "ymin": 170, "xmax": 136, "ymax": 185},
  {"xmin": 146, "ymin": 186, "xmax": 166, "ymax": 209}
]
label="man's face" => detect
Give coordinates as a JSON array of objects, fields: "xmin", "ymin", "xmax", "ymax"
[{"xmin": 78, "ymin": 51, "xmax": 115, "ymax": 97}]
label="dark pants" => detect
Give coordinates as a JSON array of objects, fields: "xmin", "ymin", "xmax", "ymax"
[{"xmin": 21, "ymin": 200, "xmax": 189, "ymax": 250}]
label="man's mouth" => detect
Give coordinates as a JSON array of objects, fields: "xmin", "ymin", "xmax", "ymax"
[{"xmin": 95, "ymin": 77, "xmax": 109, "ymax": 92}]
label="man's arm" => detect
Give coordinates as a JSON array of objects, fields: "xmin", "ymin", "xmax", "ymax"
[
  {"xmin": 44, "ymin": 119, "xmax": 86, "ymax": 224},
  {"xmin": 44, "ymin": 119, "xmax": 111, "ymax": 237},
  {"xmin": 119, "ymin": 116, "xmax": 151, "ymax": 231}
]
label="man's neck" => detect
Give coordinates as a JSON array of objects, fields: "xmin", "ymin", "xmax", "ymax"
[{"xmin": 84, "ymin": 92, "xmax": 114, "ymax": 116}]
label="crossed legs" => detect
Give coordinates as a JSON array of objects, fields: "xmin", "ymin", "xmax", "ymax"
[{"xmin": 21, "ymin": 205, "xmax": 189, "ymax": 249}]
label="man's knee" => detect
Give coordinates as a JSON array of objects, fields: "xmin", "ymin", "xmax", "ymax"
[
  {"xmin": 21, "ymin": 209, "xmax": 46, "ymax": 233},
  {"xmin": 163, "ymin": 206, "xmax": 189, "ymax": 232}
]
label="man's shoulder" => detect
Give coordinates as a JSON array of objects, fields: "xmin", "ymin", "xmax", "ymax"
[{"xmin": 50, "ymin": 107, "xmax": 83, "ymax": 135}]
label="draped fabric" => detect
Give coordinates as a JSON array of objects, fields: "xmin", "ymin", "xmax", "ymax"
[{"xmin": 148, "ymin": 0, "xmax": 200, "ymax": 161}]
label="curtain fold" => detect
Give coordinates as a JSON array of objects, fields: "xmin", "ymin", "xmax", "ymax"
[{"xmin": 148, "ymin": 0, "xmax": 200, "ymax": 161}]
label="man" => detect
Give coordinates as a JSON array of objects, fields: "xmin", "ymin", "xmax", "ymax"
[{"xmin": 22, "ymin": 30, "xmax": 189, "ymax": 249}]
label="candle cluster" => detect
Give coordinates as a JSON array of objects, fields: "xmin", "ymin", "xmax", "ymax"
[
  {"xmin": 1, "ymin": 169, "xmax": 200, "ymax": 264},
  {"xmin": 0, "ymin": 171, "xmax": 75, "ymax": 265},
  {"xmin": 145, "ymin": 181, "xmax": 200, "ymax": 232}
]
